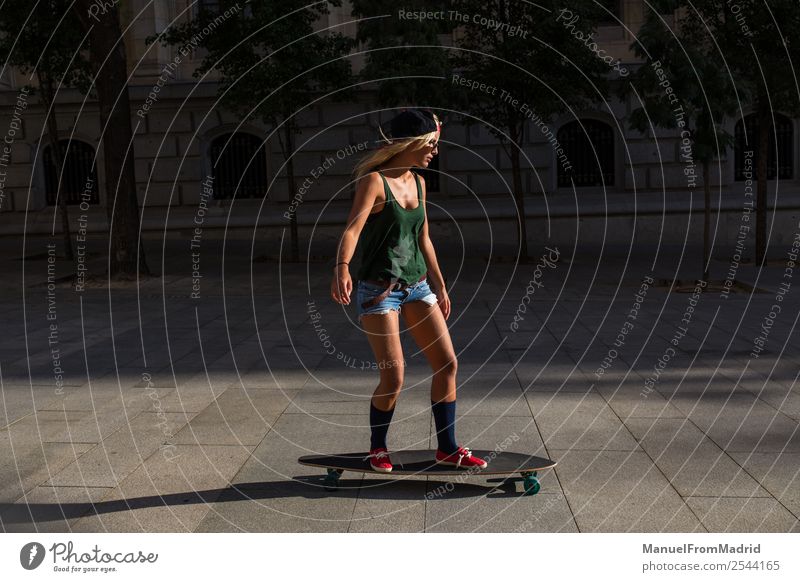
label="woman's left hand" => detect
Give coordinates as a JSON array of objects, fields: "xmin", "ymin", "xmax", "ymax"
[{"xmin": 437, "ymin": 288, "xmax": 451, "ymax": 320}]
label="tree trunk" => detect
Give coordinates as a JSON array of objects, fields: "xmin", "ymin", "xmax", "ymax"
[
  {"xmin": 509, "ymin": 123, "xmax": 529, "ymax": 262},
  {"xmin": 755, "ymin": 100, "xmax": 770, "ymax": 266},
  {"xmin": 284, "ymin": 121, "xmax": 299, "ymax": 262},
  {"xmin": 702, "ymin": 159, "xmax": 710, "ymax": 282},
  {"xmin": 39, "ymin": 73, "xmax": 75, "ymax": 262},
  {"xmin": 73, "ymin": 1, "xmax": 149, "ymax": 278}
]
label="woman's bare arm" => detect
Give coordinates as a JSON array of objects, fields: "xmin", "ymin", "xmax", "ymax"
[
  {"xmin": 331, "ymin": 172, "xmax": 381, "ymax": 304},
  {"xmin": 335, "ymin": 172, "xmax": 381, "ymax": 265}
]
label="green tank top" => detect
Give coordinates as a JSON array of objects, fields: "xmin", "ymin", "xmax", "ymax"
[{"xmin": 356, "ymin": 170, "xmax": 427, "ymax": 284}]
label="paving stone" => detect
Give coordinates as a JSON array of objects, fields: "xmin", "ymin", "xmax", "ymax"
[
  {"xmin": 0, "ymin": 384, "xmax": 60, "ymax": 429},
  {"xmin": 527, "ymin": 392, "xmax": 640, "ymax": 451},
  {"xmin": 348, "ymin": 476, "xmax": 428, "ymax": 533},
  {"xmin": 38, "ymin": 402, "xmax": 157, "ymax": 444},
  {"xmin": 454, "ymin": 362, "xmax": 524, "ymax": 384},
  {"xmin": 51, "ymin": 376, "xmax": 172, "ymax": 413},
  {"xmin": 46, "ymin": 411, "xmax": 194, "ymax": 487},
  {"xmin": 625, "ymin": 418, "xmax": 770, "ymax": 497},
  {"xmin": 155, "ymin": 380, "xmax": 231, "ymax": 413},
  {"xmin": 29, "ymin": 387, "xmax": 178, "ymax": 442},
  {"xmin": 426, "ymin": 490, "xmax": 576, "ymax": 532},
  {"xmin": 231, "ymin": 370, "xmax": 312, "ymax": 391},
  {"xmin": 728, "ymin": 452, "xmax": 800, "ymax": 517},
  {"xmin": 732, "ymin": 376, "xmax": 800, "ymax": 420},
  {"xmin": 3, "ymin": 410, "xmax": 92, "ymax": 444},
  {"xmin": 285, "ymin": 384, "xmax": 380, "ymax": 416},
  {"xmin": 591, "ymin": 373, "xmax": 686, "ymax": 418},
  {"xmin": 70, "ymin": 444, "xmax": 254, "ymax": 532},
  {"xmin": 553, "ymin": 449, "xmax": 705, "ymax": 532},
  {"xmin": 169, "ymin": 387, "xmax": 295, "ymax": 445},
  {"xmin": 0, "ymin": 429, "xmax": 94, "ymax": 503},
  {"xmin": 516, "ymin": 369, "xmax": 597, "ymax": 393},
  {"xmin": 665, "ymin": 393, "xmax": 800, "ymax": 453},
  {"xmin": 449, "ymin": 388, "xmax": 533, "ymax": 417},
  {"xmin": 685, "ymin": 497, "xmax": 800, "ymax": 532}
]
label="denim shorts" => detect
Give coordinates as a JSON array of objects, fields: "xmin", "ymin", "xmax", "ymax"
[{"xmin": 356, "ymin": 278, "xmax": 438, "ymax": 322}]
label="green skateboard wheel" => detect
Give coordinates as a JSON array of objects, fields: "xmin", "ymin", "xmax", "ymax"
[{"xmin": 522, "ymin": 471, "xmax": 540, "ymax": 495}]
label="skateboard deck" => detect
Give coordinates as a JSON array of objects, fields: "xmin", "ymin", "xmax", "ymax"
[{"xmin": 298, "ymin": 449, "xmax": 556, "ymax": 495}]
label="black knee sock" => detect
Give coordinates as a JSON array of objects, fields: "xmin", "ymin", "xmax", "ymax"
[
  {"xmin": 369, "ymin": 402, "xmax": 395, "ymax": 450},
  {"xmin": 431, "ymin": 399, "xmax": 458, "ymax": 454}
]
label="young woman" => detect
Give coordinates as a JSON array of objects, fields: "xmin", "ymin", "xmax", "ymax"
[{"xmin": 330, "ymin": 108, "xmax": 487, "ymax": 472}]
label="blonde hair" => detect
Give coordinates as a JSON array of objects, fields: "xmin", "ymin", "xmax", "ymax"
[{"xmin": 351, "ymin": 112, "xmax": 440, "ymax": 182}]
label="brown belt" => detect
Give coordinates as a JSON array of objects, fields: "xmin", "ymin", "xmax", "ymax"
[{"xmin": 360, "ymin": 273, "xmax": 427, "ymax": 309}]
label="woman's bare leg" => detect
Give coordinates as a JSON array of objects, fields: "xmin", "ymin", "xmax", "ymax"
[
  {"xmin": 360, "ymin": 310, "xmax": 405, "ymax": 410},
  {"xmin": 401, "ymin": 300, "xmax": 489, "ymax": 465},
  {"xmin": 400, "ymin": 301, "xmax": 457, "ymax": 402}
]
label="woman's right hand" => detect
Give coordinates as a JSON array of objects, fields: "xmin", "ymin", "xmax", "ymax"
[{"xmin": 331, "ymin": 268, "xmax": 352, "ymax": 305}]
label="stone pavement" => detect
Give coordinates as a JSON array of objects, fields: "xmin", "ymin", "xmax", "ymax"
[{"xmin": 0, "ymin": 233, "xmax": 798, "ymax": 533}]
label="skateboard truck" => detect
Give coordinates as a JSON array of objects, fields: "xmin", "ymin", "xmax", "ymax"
[
  {"xmin": 491, "ymin": 471, "xmax": 541, "ymax": 495},
  {"xmin": 323, "ymin": 468, "xmax": 344, "ymax": 491}
]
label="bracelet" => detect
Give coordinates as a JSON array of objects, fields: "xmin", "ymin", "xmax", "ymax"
[{"xmin": 334, "ymin": 261, "xmax": 349, "ymax": 268}]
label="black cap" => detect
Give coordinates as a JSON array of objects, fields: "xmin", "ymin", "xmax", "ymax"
[{"xmin": 379, "ymin": 109, "xmax": 440, "ymax": 142}]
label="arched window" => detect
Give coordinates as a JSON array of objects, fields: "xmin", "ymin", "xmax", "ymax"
[
  {"xmin": 43, "ymin": 139, "xmax": 99, "ymax": 206},
  {"xmin": 735, "ymin": 113, "xmax": 793, "ymax": 180},
  {"xmin": 208, "ymin": 133, "xmax": 267, "ymax": 199},
  {"xmin": 557, "ymin": 119, "xmax": 615, "ymax": 187}
]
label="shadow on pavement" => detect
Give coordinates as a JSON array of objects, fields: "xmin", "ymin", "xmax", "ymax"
[{"xmin": 0, "ymin": 476, "xmax": 539, "ymax": 526}]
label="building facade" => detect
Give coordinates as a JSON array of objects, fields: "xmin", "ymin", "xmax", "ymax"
[{"xmin": 0, "ymin": 0, "xmax": 796, "ymax": 245}]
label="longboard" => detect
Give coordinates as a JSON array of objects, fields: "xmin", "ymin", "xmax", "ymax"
[{"xmin": 298, "ymin": 449, "xmax": 557, "ymax": 495}]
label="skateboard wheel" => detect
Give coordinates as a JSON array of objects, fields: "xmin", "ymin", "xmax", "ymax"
[{"xmin": 522, "ymin": 472, "xmax": 540, "ymax": 495}]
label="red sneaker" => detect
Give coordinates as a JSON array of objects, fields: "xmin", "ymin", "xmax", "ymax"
[
  {"xmin": 435, "ymin": 446, "xmax": 487, "ymax": 469},
  {"xmin": 364, "ymin": 447, "xmax": 393, "ymax": 473}
]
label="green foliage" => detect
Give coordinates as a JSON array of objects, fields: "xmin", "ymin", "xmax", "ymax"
[
  {"xmin": 147, "ymin": 0, "xmax": 356, "ymax": 142},
  {"xmin": 0, "ymin": 0, "xmax": 94, "ymax": 95},
  {"xmin": 622, "ymin": 2, "xmax": 740, "ymax": 162},
  {"xmin": 447, "ymin": 0, "xmax": 612, "ymax": 144},
  {"xmin": 625, "ymin": 0, "xmax": 800, "ymax": 162},
  {"xmin": 350, "ymin": 0, "xmax": 454, "ymax": 107},
  {"xmin": 676, "ymin": 0, "xmax": 800, "ymax": 115},
  {"xmin": 351, "ymin": 0, "xmax": 614, "ymax": 143}
]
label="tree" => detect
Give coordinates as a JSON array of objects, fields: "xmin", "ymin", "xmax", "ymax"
[
  {"xmin": 350, "ymin": 0, "xmax": 455, "ymax": 209},
  {"xmin": 0, "ymin": 0, "xmax": 93, "ymax": 263},
  {"xmin": 620, "ymin": 1, "xmax": 739, "ymax": 282},
  {"xmin": 350, "ymin": 0, "xmax": 454, "ymax": 106},
  {"xmin": 676, "ymin": 0, "xmax": 800, "ymax": 265},
  {"xmin": 72, "ymin": 0, "xmax": 150, "ymax": 278},
  {"xmin": 149, "ymin": 0, "xmax": 356, "ymax": 262},
  {"xmin": 448, "ymin": 0, "xmax": 611, "ymax": 262}
]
